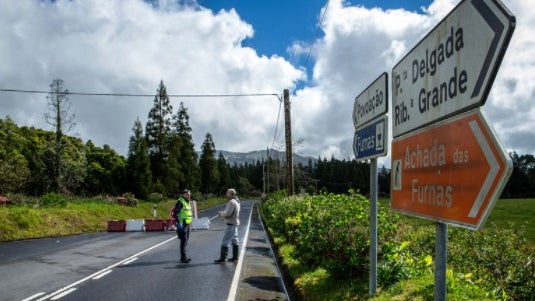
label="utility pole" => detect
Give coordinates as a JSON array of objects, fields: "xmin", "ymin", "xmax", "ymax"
[
  {"xmin": 265, "ymin": 147, "xmax": 269, "ymax": 194},
  {"xmin": 284, "ymin": 89, "xmax": 294, "ymax": 195}
]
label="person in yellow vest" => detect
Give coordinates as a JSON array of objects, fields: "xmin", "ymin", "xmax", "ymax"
[{"xmin": 173, "ymin": 189, "xmax": 193, "ymax": 263}]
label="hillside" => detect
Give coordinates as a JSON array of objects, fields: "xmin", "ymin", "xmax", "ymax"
[{"xmin": 203, "ymin": 148, "xmax": 316, "ymax": 166}]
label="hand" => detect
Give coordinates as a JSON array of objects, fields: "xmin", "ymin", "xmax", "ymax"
[{"xmin": 176, "ymin": 223, "xmax": 184, "ymax": 231}]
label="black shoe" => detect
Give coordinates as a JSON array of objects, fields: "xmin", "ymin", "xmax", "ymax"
[
  {"xmin": 228, "ymin": 257, "xmax": 238, "ymax": 262},
  {"xmin": 180, "ymin": 258, "xmax": 191, "ymax": 263},
  {"xmin": 214, "ymin": 258, "xmax": 226, "ymax": 264}
]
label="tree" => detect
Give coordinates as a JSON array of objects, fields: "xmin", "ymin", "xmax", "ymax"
[
  {"xmin": 164, "ymin": 134, "xmax": 184, "ymax": 197},
  {"xmin": 126, "ymin": 118, "xmax": 152, "ymax": 199},
  {"xmin": 503, "ymin": 152, "xmax": 535, "ymax": 198},
  {"xmin": 217, "ymin": 152, "xmax": 231, "ymax": 194},
  {"xmin": 84, "ymin": 141, "xmax": 126, "ymax": 196},
  {"xmin": 145, "ymin": 80, "xmax": 173, "ymax": 194},
  {"xmin": 172, "ymin": 102, "xmax": 199, "ymax": 191},
  {"xmin": 378, "ymin": 165, "xmax": 391, "ymax": 197},
  {"xmin": 0, "ymin": 117, "xmax": 30, "ymax": 193},
  {"xmin": 199, "ymin": 133, "xmax": 219, "ymax": 195},
  {"xmin": 44, "ymin": 79, "xmax": 76, "ymax": 193}
]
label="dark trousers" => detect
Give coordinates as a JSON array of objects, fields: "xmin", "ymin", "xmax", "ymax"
[{"xmin": 177, "ymin": 224, "xmax": 190, "ymax": 259}]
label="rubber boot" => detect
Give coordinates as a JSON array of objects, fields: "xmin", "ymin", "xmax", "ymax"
[
  {"xmin": 214, "ymin": 246, "xmax": 228, "ymax": 263},
  {"xmin": 228, "ymin": 244, "xmax": 239, "ymax": 262}
]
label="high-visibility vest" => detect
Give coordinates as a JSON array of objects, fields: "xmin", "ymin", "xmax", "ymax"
[{"xmin": 178, "ymin": 197, "xmax": 193, "ymax": 224}]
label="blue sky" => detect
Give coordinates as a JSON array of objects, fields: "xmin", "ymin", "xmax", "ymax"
[
  {"xmin": 199, "ymin": 0, "xmax": 434, "ymax": 60},
  {"xmin": 1, "ymin": 0, "xmax": 534, "ymax": 162}
]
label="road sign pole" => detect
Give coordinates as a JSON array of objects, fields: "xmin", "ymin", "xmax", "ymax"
[
  {"xmin": 434, "ymin": 222, "xmax": 447, "ymax": 301},
  {"xmin": 369, "ymin": 158, "xmax": 378, "ymax": 296}
]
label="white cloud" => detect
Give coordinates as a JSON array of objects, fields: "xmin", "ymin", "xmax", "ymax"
[
  {"xmin": 1, "ymin": 0, "xmax": 534, "ymax": 163},
  {"xmin": 0, "ymin": 0, "xmax": 300, "ymax": 155},
  {"xmin": 291, "ymin": 0, "xmax": 535, "ymax": 163}
]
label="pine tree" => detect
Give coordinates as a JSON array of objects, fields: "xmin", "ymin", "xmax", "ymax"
[
  {"xmin": 127, "ymin": 118, "xmax": 152, "ymax": 199},
  {"xmin": 145, "ymin": 80, "xmax": 173, "ymax": 194},
  {"xmin": 44, "ymin": 78, "xmax": 75, "ymax": 192},
  {"xmin": 164, "ymin": 134, "xmax": 183, "ymax": 197},
  {"xmin": 217, "ymin": 152, "xmax": 231, "ymax": 194},
  {"xmin": 173, "ymin": 102, "xmax": 199, "ymax": 191},
  {"xmin": 199, "ymin": 133, "xmax": 219, "ymax": 195}
]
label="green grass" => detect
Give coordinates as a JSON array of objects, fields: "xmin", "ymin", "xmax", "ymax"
[
  {"xmin": 486, "ymin": 198, "xmax": 535, "ymax": 244},
  {"xmin": 0, "ymin": 197, "xmax": 226, "ymax": 241},
  {"xmin": 379, "ymin": 198, "xmax": 535, "ymax": 247}
]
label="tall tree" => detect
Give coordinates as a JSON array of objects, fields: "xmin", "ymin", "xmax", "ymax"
[
  {"xmin": 127, "ymin": 118, "xmax": 152, "ymax": 199},
  {"xmin": 44, "ymin": 79, "xmax": 75, "ymax": 193},
  {"xmin": 172, "ymin": 102, "xmax": 199, "ymax": 191},
  {"xmin": 217, "ymin": 152, "xmax": 231, "ymax": 194},
  {"xmin": 164, "ymin": 134, "xmax": 183, "ymax": 197},
  {"xmin": 0, "ymin": 117, "xmax": 30, "ymax": 193},
  {"xmin": 84, "ymin": 141, "xmax": 126, "ymax": 196},
  {"xmin": 199, "ymin": 133, "xmax": 219, "ymax": 195},
  {"xmin": 145, "ymin": 80, "xmax": 173, "ymax": 194}
]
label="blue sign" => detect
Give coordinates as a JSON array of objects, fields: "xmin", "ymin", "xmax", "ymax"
[{"xmin": 353, "ymin": 116, "xmax": 388, "ymax": 161}]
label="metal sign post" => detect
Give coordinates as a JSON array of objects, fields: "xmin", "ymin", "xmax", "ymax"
[
  {"xmin": 369, "ymin": 158, "xmax": 378, "ymax": 295},
  {"xmin": 352, "ymin": 72, "xmax": 388, "ymax": 297}
]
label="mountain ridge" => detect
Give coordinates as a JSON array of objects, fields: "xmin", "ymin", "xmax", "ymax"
[{"xmin": 198, "ymin": 149, "xmax": 316, "ymax": 166}]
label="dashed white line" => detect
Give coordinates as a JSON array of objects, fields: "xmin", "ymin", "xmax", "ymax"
[
  {"xmin": 21, "ymin": 292, "xmax": 46, "ymax": 301},
  {"xmin": 50, "ymin": 288, "xmax": 77, "ymax": 300},
  {"xmin": 120, "ymin": 257, "xmax": 138, "ymax": 266},
  {"xmin": 92, "ymin": 269, "xmax": 113, "ymax": 280},
  {"xmin": 35, "ymin": 236, "xmax": 176, "ymax": 301}
]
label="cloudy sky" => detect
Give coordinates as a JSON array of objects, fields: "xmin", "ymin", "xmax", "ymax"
[{"xmin": 1, "ymin": 0, "xmax": 533, "ymax": 167}]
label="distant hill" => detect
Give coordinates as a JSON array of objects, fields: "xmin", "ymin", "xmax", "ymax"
[{"xmin": 197, "ymin": 149, "xmax": 316, "ymax": 166}]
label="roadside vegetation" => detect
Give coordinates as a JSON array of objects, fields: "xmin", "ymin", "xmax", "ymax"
[
  {"xmin": 261, "ymin": 191, "xmax": 535, "ymax": 300},
  {"xmin": 1, "ymin": 191, "xmax": 534, "ymax": 300},
  {"xmin": 0, "ymin": 192, "xmax": 225, "ymax": 241}
]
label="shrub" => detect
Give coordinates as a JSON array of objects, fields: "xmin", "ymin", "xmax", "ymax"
[
  {"xmin": 448, "ymin": 223, "xmax": 535, "ymax": 299},
  {"xmin": 263, "ymin": 190, "xmax": 399, "ymax": 278},
  {"xmin": 123, "ymin": 192, "xmax": 138, "ymax": 207},
  {"xmin": 147, "ymin": 192, "xmax": 165, "ymax": 203},
  {"xmin": 40, "ymin": 192, "xmax": 67, "ymax": 207}
]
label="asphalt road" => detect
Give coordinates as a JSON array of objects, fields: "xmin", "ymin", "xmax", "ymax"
[{"xmin": 0, "ymin": 200, "xmax": 289, "ymax": 301}]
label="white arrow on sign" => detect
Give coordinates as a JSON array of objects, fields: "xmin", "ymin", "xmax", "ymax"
[{"xmin": 391, "ymin": 0, "xmax": 515, "ymax": 137}]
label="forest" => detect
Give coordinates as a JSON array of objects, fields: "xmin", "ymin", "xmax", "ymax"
[{"xmin": 1, "ymin": 79, "xmax": 534, "ymax": 200}]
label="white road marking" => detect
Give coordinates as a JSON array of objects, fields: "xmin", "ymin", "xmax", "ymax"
[
  {"xmin": 120, "ymin": 257, "xmax": 138, "ymax": 265},
  {"xmin": 226, "ymin": 205, "xmax": 253, "ymax": 301},
  {"xmin": 91, "ymin": 269, "xmax": 113, "ymax": 280},
  {"xmin": 21, "ymin": 292, "xmax": 45, "ymax": 301},
  {"xmin": 50, "ymin": 288, "xmax": 77, "ymax": 300},
  {"xmin": 35, "ymin": 236, "xmax": 176, "ymax": 301}
]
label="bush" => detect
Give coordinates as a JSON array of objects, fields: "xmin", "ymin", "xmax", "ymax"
[
  {"xmin": 40, "ymin": 193, "xmax": 67, "ymax": 207},
  {"xmin": 263, "ymin": 193, "xmax": 535, "ymax": 299},
  {"xmin": 123, "ymin": 192, "xmax": 138, "ymax": 207},
  {"xmin": 147, "ymin": 192, "xmax": 165, "ymax": 203},
  {"xmin": 263, "ymin": 190, "xmax": 399, "ymax": 278},
  {"xmin": 448, "ymin": 223, "xmax": 535, "ymax": 299}
]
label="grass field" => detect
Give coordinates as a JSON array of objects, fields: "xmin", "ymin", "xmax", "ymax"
[
  {"xmin": 487, "ymin": 198, "xmax": 535, "ymax": 244},
  {"xmin": 380, "ymin": 198, "xmax": 535, "ymax": 247}
]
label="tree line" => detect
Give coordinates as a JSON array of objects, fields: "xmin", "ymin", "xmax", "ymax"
[{"xmin": 1, "ymin": 79, "xmax": 534, "ymax": 200}]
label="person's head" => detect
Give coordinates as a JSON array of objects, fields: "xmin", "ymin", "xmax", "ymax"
[
  {"xmin": 226, "ymin": 188, "xmax": 237, "ymax": 199},
  {"xmin": 182, "ymin": 189, "xmax": 191, "ymax": 199}
]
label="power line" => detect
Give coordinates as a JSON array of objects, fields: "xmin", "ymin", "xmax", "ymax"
[
  {"xmin": 0, "ymin": 88, "xmax": 278, "ymax": 99},
  {"xmin": 2, "ymin": 85, "xmax": 285, "ymax": 154},
  {"xmin": 294, "ymin": 0, "xmax": 330, "ymax": 93}
]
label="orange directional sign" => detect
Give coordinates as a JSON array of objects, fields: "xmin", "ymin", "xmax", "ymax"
[{"xmin": 391, "ymin": 109, "xmax": 512, "ymax": 229}]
